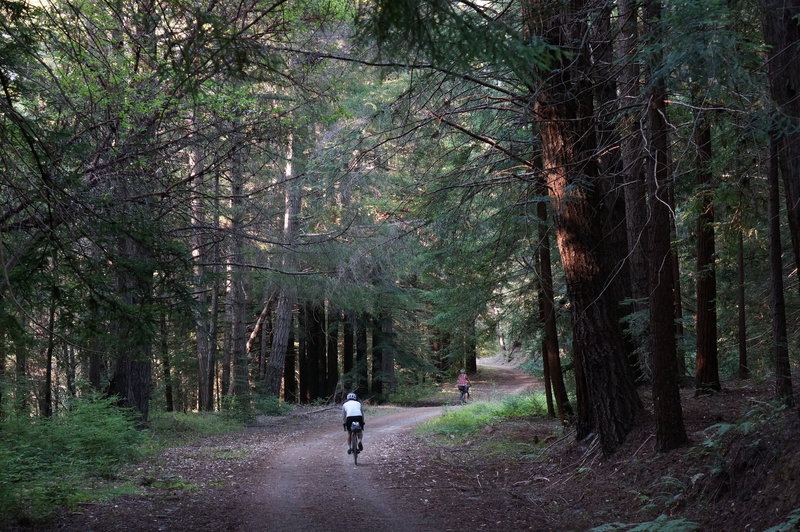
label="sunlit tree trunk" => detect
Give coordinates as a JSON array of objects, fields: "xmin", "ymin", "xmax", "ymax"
[{"xmin": 527, "ymin": 0, "xmax": 642, "ymax": 454}]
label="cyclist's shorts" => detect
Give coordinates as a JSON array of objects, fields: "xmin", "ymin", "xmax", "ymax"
[
  {"xmin": 345, "ymin": 416, "xmax": 364, "ymax": 431},
  {"xmin": 458, "ymin": 386, "xmax": 469, "ymax": 393}
]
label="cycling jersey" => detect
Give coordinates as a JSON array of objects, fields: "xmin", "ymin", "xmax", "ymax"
[{"xmin": 342, "ymin": 399, "xmax": 363, "ymax": 418}]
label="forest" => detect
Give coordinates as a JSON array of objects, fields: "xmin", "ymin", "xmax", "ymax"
[{"xmin": 0, "ymin": 0, "xmax": 799, "ymax": 528}]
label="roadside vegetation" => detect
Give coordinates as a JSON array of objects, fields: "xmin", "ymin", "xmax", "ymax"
[
  {"xmin": 404, "ymin": 376, "xmax": 800, "ymax": 531},
  {"xmin": 0, "ymin": 393, "xmax": 292, "ymax": 526},
  {"xmin": 420, "ymin": 392, "xmax": 548, "ymax": 437}
]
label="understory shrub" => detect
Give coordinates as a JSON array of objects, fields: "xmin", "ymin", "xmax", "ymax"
[{"xmin": 0, "ymin": 395, "xmax": 143, "ymax": 524}]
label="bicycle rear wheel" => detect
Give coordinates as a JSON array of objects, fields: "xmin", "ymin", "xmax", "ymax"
[{"xmin": 351, "ymin": 430, "xmax": 361, "ymax": 465}]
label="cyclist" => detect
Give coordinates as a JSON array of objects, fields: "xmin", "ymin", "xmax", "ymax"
[
  {"xmin": 342, "ymin": 392, "xmax": 365, "ymax": 454},
  {"xmin": 457, "ymin": 369, "xmax": 471, "ymax": 403}
]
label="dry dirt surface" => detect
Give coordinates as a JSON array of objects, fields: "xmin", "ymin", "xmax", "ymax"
[
  {"xmin": 33, "ymin": 363, "xmax": 536, "ymax": 532},
  {"xmin": 25, "ymin": 362, "xmax": 800, "ymax": 531}
]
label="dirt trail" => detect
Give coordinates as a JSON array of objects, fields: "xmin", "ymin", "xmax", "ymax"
[
  {"xmin": 233, "ymin": 361, "xmax": 538, "ymax": 532},
  {"xmin": 41, "ymin": 361, "xmax": 537, "ymax": 532},
  {"xmin": 234, "ymin": 407, "xmax": 445, "ymax": 532}
]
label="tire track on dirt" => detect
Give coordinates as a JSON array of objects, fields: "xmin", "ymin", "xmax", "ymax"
[
  {"xmin": 236, "ymin": 407, "xmax": 446, "ymax": 532},
  {"xmin": 235, "ymin": 362, "xmax": 538, "ymax": 531}
]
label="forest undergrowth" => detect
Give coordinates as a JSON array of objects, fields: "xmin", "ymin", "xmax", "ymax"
[
  {"xmin": 3, "ymin": 368, "xmax": 800, "ymax": 531},
  {"xmin": 405, "ymin": 373, "xmax": 800, "ymax": 531}
]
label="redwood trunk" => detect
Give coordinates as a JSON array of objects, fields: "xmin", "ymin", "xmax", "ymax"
[
  {"xmin": 693, "ymin": 111, "xmax": 720, "ymax": 395},
  {"xmin": 643, "ymin": 0, "xmax": 688, "ymax": 451},
  {"xmin": 531, "ymin": 0, "xmax": 641, "ymax": 453}
]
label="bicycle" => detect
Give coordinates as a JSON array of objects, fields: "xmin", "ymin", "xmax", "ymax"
[
  {"xmin": 458, "ymin": 385, "xmax": 470, "ymax": 404},
  {"xmin": 349, "ymin": 421, "xmax": 363, "ymax": 465}
]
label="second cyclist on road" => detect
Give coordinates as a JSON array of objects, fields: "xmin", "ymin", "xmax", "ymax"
[{"xmin": 457, "ymin": 369, "xmax": 471, "ymax": 403}]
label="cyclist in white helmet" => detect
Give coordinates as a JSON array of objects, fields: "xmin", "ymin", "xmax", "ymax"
[{"xmin": 342, "ymin": 392, "xmax": 365, "ymax": 454}]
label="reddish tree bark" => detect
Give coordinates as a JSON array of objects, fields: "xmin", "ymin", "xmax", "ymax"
[
  {"xmin": 693, "ymin": 111, "xmax": 720, "ymax": 395},
  {"xmin": 527, "ymin": 0, "xmax": 642, "ymax": 454}
]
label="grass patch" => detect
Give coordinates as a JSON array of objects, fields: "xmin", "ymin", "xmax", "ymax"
[
  {"xmin": 418, "ymin": 392, "xmax": 548, "ymax": 437},
  {"xmin": 151, "ymin": 479, "xmax": 198, "ymax": 491}
]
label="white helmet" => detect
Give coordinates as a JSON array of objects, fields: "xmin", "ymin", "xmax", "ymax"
[{"xmin": 346, "ymin": 392, "xmax": 357, "ymax": 401}]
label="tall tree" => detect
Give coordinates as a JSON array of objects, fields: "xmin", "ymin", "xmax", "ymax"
[
  {"xmin": 761, "ymin": 0, "xmax": 800, "ymax": 293},
  {"xmin": 536, "ymin": 193, "xmax": 573, "ymax": 421},
  {"xmin": 616, "ymin": 0, "xmax": 650, "ymax": 383},
  {"xmin": 643, "ymin": 0, "xmax": 688, "ymax": 451},
  {"xmin": 767, "ymin": 138, "xmax": 793, "ymax": 406},
  {"xmin": 693, "ymin": 110, "xmax": 721, "ymax": 395},
  {"xmin": 264, "ymin": 134, "xmax": 300, "ymax": 396},
  {"xmin": 526, "ymin": 0, "xmax": 642, "ymax": 453}
]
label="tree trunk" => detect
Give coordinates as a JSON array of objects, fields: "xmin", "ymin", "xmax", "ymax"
[
  {"xmin": 355, "ymin": 313, "xmax": 368, "ymax": 394},
  {"xmin": 248, "ymin": 296, "xmax": 273, "ymax": 383},
  {"xmin": 371, "ymin": 315, "xmax": 384, "ymax": 396},
  {"xmin": 342, "ymin": 310, "xmax": 355, "ymax": 393},
  {"xmin": 693, "ymin": 110, "xmax": 720, "ymax": 395},
  {"xmin": 669, "ymin": 186, "xmax": 687, "ymax": 378},
  {"xmin": 593, "ymin": 2, "xmax": 640, "ymax": 386},
  {"xmin": 326, "ymin": 305, "xmax": 340, "ymax": 398},
  {"xmin": 309, "ymin": 303, "xmax": 327, "ymax": 399},
  {"xmin": 189, "ymin": 109, "xmax": 215, "ymax": 411},
  {"xmin": 762, "ymin": 0, "xmax": 800, "ymax": 295},
  {"xmin": 643, "ymin": 0, "xmax": 688, "ymax": 451},
  {"xmin": 767, "ymin": 138, "xmax": 794, "ymax": 406},
  {"xmin": 736, "ymin": 213, "xmax": 749, "ymax": 379},
  {"xmin": 107, "ymin": 236, "xmax": 154, "ymax": 423},
  {"xmin": 227, "ymin": 144, "xmax": 248, "ymax": 399},
  {"xmin": 15, "ymin": 348, "xmax": 26, "ymax": 413},
  {"xmin": 160, "ymin": 312, "xmax": 174, "ymax": 412},
  {"xmin": 263, "ymin": 134, "xmax": 299, "ymax": 396},
  {"xmin": 42, "ymin": 285, "xmax": 56, "ymax": 417},
  {"xmin": 615, "ymin": 0, "xmax": 651, "ymax": 384},
  {"xmin": 265, "ymin": 288, "xmax": 294, "ymax": 397},
  {"xmin": 528, "ymin": 0, "xmax": 641, "ymax": 454},
  {"xmin": 298, "ymin": 304, "xmax": 310, "ymax": 402},
  {"xmin": 536, "ymin": 193, "xmax": 573, "ymax": 421},
  {"xmin": 465, "ymin": 318, "xmax": 477, "ymax": 375},
  {"xmin": 283, "ymin": 317, "xmax": 297, "ymax": 402}
]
